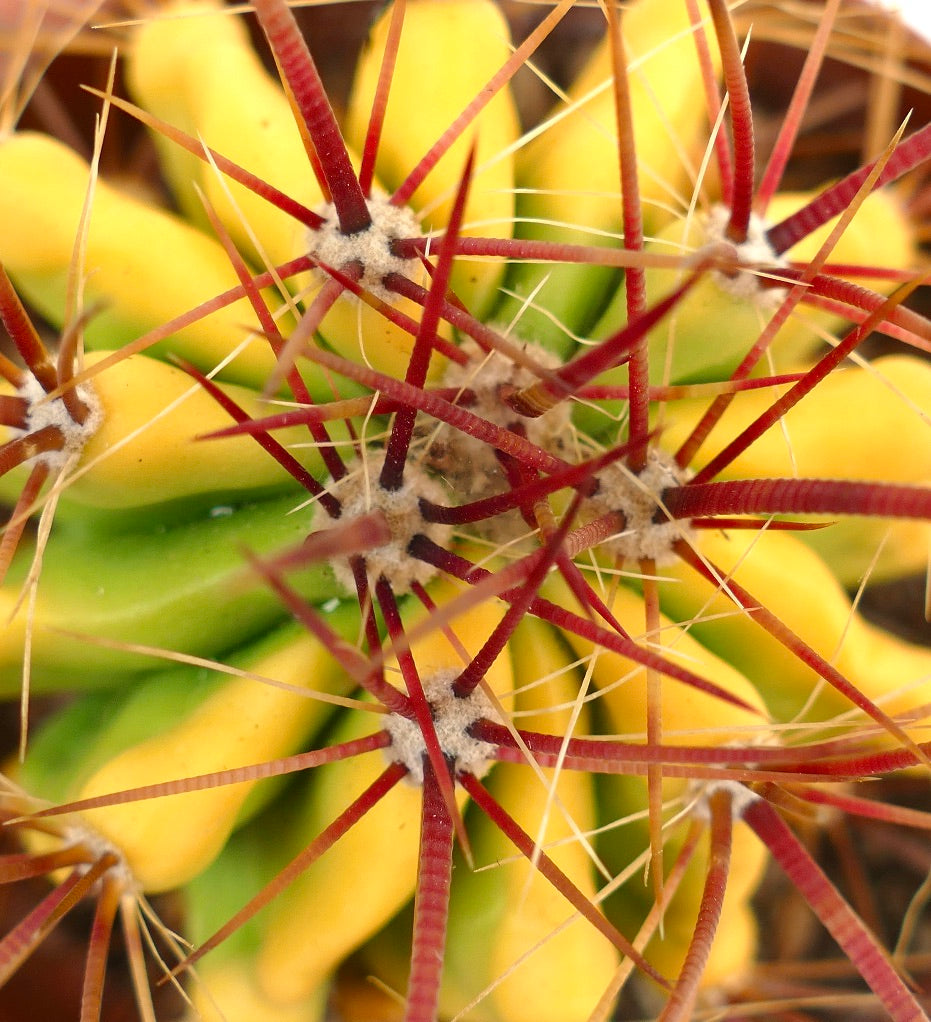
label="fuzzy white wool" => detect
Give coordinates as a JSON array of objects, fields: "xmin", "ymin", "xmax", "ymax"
[
  {"xmin": 687, "ymin": 779, "xmax": 761, "ymax": 823},
  {"xmin": 704, "ymin": 204, "xmax": 786, "ymax": 309},
  {"xmin": 62, "ymin": 819, "xmax": 139, "ymax": 892},
  {"xmin": 13, "ymin": 376, "xmax": 102, "ymax": 471},
  {"xmin": 428, "ymin": 338, "xmax": 573, "ymax": 542},
  {"xmin": 442, "ymin": 337, "xmax": 571, "ymax": 458},
  {"xmin": 383, "ymin": 669, "xmax": 498, "ymax": 785},
  {"xmin": 321, "ymin": 451, "xmax": 453, "ymax": 593},
  {"xmin": 310, "ymin": 195, "xmax": 421, "ymax": 301},
  {"xmin": 588, "ymin": 450, "xmax": 694, "ymax": 565}
]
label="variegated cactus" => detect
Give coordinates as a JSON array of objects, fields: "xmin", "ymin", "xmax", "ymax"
[{"xmin": 0, "ymin": 2, "xmax": 930, "ymax": 1020}]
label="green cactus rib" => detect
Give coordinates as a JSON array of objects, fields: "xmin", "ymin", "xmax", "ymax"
[{"xmin": 0, "ymin": 492, "xmax": 332, "ymax": 691}]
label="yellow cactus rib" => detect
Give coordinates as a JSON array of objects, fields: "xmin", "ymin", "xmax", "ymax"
[
  {"xmin": 661, "ymin": 528, "xmax": 931, "ymax": 734},
  {"xmin": 519, "ymin": 0, "xmax": 717, "ymax": 237},
  {"xmin": 186, "ymin": 959, "xmax": 327, "ymax": 1022},
  {"xmin": 74, "ymin": 628, "xmax": 353, "ymax": 892},
  {"xmin": 254, "ymin": 706, "xmax": 424, "ymax": 1008},
  {"xmin": 660, "ymin": 354, "xmax": 931, "ymax": 583},
  {"xmin": 551, "ymin": 578, "xmax": 769, "ymax": 745},
  {"xmin": 0, "ymin": 350, "xmax": 343, "ymax": 512},
  {"xmin": 256, "ymin": 578, "xmax": 515, "ymax": 1008},
  {"xmin": 127, "ymin": 0, "xmax": 458, "ymax": 386},
  {"xmin": 0, "ymin": 132, "xmax": 286, "ymax": 388},
  {"xmin": 126, "ymin": 0, "xmax": 323, "ymax": 269},
  {"xmin": 441, "ymin": 616, "xmax": 618, "ymax": 1022},
  {"xmin": 500, "ymin": 0, "xmax": 721, "ymax": 353},
  {"xmin": 346, "ymin": 0, "xmax": 520, "ymax": 317}
]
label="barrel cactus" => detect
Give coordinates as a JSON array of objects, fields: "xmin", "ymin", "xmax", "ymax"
[{"xmin": 0, "ymin": 1, "xmax": 930, "ymax": 1020}]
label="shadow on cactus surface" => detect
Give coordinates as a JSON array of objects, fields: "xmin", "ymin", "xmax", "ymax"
[{"xmin": 1, "ymin": 0, "xmax": 931, "ymax": 1019}]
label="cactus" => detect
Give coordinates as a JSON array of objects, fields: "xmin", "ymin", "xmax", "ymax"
[{"xmin": 1, "ymin": 1, "xmax": 931, "ymax": 1020}]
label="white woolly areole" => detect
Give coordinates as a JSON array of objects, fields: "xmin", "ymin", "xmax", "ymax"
[
  {"xmin": 321, "ymin": 452, "xmax": 454, "ymax": 593},
  {"xmin": 382, "ymin": 669, "xmax": 499, "ymax": 785},
  {"xmin": 429, "ymin": 338, "xmax": 572, "ymax": 506},
  {"xmin": 704, "ymin": 203, "xmax": 787, "ymax": 309},
  {"xmin": 13, "ymin": 376, "xmax": 102, "ymax": 471},
  {"xmin": 588, "ymin": 450, "xmax": 694, "ymax": 566},
  {"xmin": 309, "ymin": 195, "xmax": 422, "ymax": 301},
  {"xmin": 60, "ymin": 819, "xmax": 138, "ymax": 892},
  {"xmin": 687, "ymin": 778, "xmax": 761, "ymax": 823},
  {"xmin": 446, "ymin": 337, "xmax": 572, "ymax": 454}
]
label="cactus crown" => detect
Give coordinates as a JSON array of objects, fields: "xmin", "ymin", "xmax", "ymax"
[{"xmin": 1, "ymin": 1, "xmax": 931, "ymax": 1021}]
